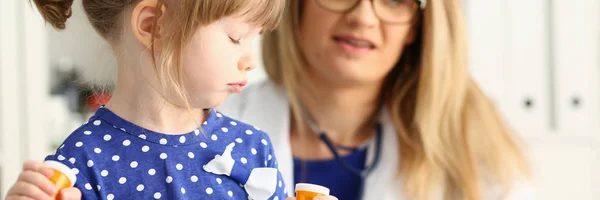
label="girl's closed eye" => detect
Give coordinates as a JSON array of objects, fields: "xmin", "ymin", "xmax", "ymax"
[{"xmin": 229, "ymin": 36, "xmax": 241, "ymax": 45}]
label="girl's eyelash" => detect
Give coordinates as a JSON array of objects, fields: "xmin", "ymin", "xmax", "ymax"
[{"xmin": 229, "ymin": 37, "xmax": 241, "ymax": 45}]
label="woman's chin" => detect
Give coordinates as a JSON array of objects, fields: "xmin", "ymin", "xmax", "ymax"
[{"xmin": 315, "ymin": 62, "xmax": 381, "ymax": 85}]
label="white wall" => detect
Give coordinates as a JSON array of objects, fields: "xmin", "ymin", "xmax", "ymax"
[
  {"xmin": 0, "ymin": 0, "xmax": 24, "ymax": 196},
  {"xmin": 0, "ymin": 0, "xmax": 50, "ymax": 196},
  {"xmin": 46, "ymin": 0, "xmax": 116, "ymax": 87}
]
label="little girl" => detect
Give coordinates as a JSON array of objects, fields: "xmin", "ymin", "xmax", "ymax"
[{"xmin": 6, "ymin": 0, "xmax": 293, "ymax": 199}]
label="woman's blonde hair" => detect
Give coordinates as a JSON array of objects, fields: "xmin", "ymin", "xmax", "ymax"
[
  {"xmin": 262, "ymin": 0, "xmax": 531, "ymax": 199},
  {"xmin": 31, "ymin": 0, "xmax": 284, "ymax": 107}
]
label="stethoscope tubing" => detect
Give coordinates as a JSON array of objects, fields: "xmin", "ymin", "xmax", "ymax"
[{"xmin": 317, "ymin": 124, "xmax": 383, "ymax": 200}]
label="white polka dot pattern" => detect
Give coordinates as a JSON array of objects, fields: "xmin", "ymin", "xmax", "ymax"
[{"xmin": 45, "ymin": 108, "xmax": 287, "ymax": 199}]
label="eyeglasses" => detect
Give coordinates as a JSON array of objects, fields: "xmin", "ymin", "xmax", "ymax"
[{"xmin": 315, "ymin": 0, "xmax": 427, "ymax": 24}]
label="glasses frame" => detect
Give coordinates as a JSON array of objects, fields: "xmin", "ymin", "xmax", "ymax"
[{"xmin": 314, "ymin": 0, "xmax": 427, "ymax": 24}]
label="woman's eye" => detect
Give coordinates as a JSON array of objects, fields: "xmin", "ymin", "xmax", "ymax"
[{"xmin": 229, "ymin": 37, "xmax": 241, "ymax": 45}]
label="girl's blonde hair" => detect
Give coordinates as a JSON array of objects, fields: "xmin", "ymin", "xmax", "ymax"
[
  {"xmin": 32, "ymin": 0, "xmax": 284, "ymax": 106},
  {"xmin": 262, "ymin": 0, "xmax": 531, "ymax": 199}
]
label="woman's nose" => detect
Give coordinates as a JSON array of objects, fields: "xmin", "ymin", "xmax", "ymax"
[{"xmin": 344, "ymin": 0, "xmax": 379, "ymax": 28}]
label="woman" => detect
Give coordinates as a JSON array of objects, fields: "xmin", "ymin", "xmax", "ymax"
[{"xmin": 220, "ymin": 0, "xmax": 535, "ymax": 199}]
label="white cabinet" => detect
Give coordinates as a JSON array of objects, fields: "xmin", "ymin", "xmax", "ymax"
[
  {"xmin": 551, "ymin": 0, "xmax": 600, "ymax": 134},
  {"xmin": 466, "ymin": 0, "xmax": 600, "ymax": 199},
  {"xmin": 503, "ymin": 0, "xmax": 551, "ymax": 138}
]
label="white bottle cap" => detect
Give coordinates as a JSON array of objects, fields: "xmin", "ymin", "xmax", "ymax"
[
  {"xmin": 44, "ymin": 160, "xmax": 77, "ymax": 187},
  {"xmin": 295, "ymin": 183, "xmax": 330, "ymax": 195}
]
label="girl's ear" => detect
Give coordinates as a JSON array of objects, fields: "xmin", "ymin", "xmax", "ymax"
[{"xmin": 131, "ymin": 0, "xmax": 167, "ymax": 49}]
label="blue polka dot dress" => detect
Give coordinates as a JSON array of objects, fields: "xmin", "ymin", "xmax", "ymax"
[{"xmin": 45, "ymin": 106, "xmax": 288, "ymax": 200}]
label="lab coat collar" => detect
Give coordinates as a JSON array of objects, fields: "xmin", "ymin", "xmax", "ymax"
[{"xmin": 219, "ymin": 80, "xmax": 402, "ymax": 199}]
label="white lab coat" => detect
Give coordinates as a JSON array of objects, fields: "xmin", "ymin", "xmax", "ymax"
[{"xmin": 218, "ymin": 80, "xmax": 536, "ymax": 200}]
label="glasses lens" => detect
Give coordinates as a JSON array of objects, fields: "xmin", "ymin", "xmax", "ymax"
[
  {"xmin": 316, "ymin": 0, "xmax": 359, "ymax": 12},
  {"xmin": 316, "ymin": 0, "xmax": 421, "ymax": 24},
  {"xmin": 374, "ymin": 0, "xmax": 419, "ymax": 23}
]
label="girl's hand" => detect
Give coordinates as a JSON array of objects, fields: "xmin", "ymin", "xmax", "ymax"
[
  {"xmin": 285, "ymin": 196, "xmax": 339, "ymax": 200},
  {"xmin": 5, "ymin": 160, "xmax": 82, "ymax": 200}
]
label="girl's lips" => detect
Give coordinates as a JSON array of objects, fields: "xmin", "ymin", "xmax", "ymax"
[{"xmin": 227, "ymin": 80, "xmax": 247, "ymax": 93}]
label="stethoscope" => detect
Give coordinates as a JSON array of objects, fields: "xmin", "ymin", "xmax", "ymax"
[{"xmin": 301, "ymin": 106, "xmax": 383, "ymax": 199}]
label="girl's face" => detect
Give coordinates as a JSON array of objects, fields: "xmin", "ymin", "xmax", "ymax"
[{"xmin": 180, "ymin": 16, "xmax": 262, "ymax": 108}]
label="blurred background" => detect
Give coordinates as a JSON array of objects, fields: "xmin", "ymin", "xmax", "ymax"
[{"xmin": 1, "ymin": 0, "xmax": 599, "ymax": 199}]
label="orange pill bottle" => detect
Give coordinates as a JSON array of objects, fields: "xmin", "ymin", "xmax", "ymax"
[
  {"xmin": 44, "ymin": 160, "xmax": 77, "ymax": 200},
  {"xmin": 295, "ymin": 183, "xmax": 330, "ymax": 200}
]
